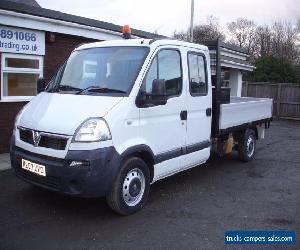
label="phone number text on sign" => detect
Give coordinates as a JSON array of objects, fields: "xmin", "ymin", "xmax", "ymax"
[
  {"xmin": 0, "ymin": 26, "xmax": 45, "ymax": 55},
  {"xmin": 1, "ymin": 29, "xmax": 37, "ymax": 42}
]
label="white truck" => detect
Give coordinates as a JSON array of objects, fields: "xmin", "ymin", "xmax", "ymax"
[{"xmin": 10, "ymin": 35, "xmax": 272, "ymax": 215}]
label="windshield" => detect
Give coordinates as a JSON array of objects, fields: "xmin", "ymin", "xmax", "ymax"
[{"xmin": 47, "ymin": 46, "xmax": 149, "ymax": 95}]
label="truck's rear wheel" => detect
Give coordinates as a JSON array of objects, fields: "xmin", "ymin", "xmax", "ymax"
[
  {"xmin": 238, "ymin": 129, "xmax": 256, "ymax": 162},
  {"xmin": 106, "ymin": 157, "xmax": 150, "ymax": 215}
]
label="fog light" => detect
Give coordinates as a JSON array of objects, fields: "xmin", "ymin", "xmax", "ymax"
[{"xmin": 69, "ymin": 161, "xmax": 89, "ymax": 167}]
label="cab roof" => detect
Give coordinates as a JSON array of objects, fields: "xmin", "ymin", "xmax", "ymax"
[{"xmin": 76, "ymin": 39, "xmax": 209, "ymax": 52}]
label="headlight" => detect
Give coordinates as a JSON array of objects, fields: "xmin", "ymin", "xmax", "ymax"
[{"xmin": 74, "ymin": 118, "xmax": 111, "ymax": 142}]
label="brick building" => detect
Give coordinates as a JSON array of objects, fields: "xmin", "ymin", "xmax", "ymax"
[{"xmin": 0, "ymin": 0, "xmax": 160, "ymax": 153}]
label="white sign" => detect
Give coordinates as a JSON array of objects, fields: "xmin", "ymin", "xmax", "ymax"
[{"xmin": 0, "ymin": 26, "xmax": 45, "ymax": 55}]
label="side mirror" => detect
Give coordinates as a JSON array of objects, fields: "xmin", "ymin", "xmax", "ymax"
[
  {"xmin": 151, "ymin": 79, "xmax": 167, "ymax": 105},
  {"xmin": 136, "ymin": 79, "xmax": 167, "ymax": 107},
  {"xmin": 37, "ymin": 78, "xmax": 45, "ymax": 93}
]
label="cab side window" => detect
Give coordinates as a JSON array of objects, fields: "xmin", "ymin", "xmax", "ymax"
[
  {"xmin": 142, "ymin": 49, "xmax": 182, "ymax": 98},
  {"xmin": 188, "ymin": 53, "xmax": 207, "ymax": 95}
]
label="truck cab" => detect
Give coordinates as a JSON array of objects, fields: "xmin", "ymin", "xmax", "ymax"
[{"xmin": 10, "ymin": 38, "xmax": 272, "ymax": 215}]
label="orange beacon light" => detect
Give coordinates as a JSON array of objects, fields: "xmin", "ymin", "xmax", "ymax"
[{"xmin": 122, "ymin": 25, "xmax": 131, "ymax": 39}]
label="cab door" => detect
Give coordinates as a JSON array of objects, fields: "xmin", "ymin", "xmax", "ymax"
[
  {"xmin": 138, "ymin": 47, "xmax": 186, "ymax": 180},
  {"xmin": 182, "ymin": 50, "xmax": 212, "ymax": 168}
]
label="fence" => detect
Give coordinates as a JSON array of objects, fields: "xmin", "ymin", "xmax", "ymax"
[{"xmin": 242, "ymin": 82, "xmax": 300, "ymax": 120}]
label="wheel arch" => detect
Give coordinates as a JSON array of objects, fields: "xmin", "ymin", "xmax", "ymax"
[
  {"xmin": 233, "ymin": 126, "xmax": 258, "ymax": 142},
  {"xmin": 120, "ymin": 145, "xmax": 155, "ymax": 182},
  {"xmin": 249, "ymin": 125, "xmax": 258, "ymax": 139}
]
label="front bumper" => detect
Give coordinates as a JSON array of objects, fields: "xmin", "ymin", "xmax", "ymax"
[{"xmin": 10, "ymin": 136, "xmax": 121, "ymax": 197}]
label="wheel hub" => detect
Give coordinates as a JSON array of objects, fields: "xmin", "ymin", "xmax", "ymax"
[
  {"xmin": 129, "ymin": 178, "xmax": 141, "ymax": 197},
  {"xmin": 122, "ymin": 168, "xmax": 145, "ymax": 207}
]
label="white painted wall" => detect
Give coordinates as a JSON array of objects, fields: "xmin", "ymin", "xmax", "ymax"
[{"xmin": 229, "ymin": 69, "xmax": 243, "ymax": 97}]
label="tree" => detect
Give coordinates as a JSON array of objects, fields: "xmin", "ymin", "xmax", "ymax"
[
  {"xmin": 173, "ymin": 30, "xmax": 189, "ymax": 42},
  {"xmin": 255, "ymin": 26, "xmax": 273, "ymax": 58},
  {"xmin": 174, "ymin": 16, "xmax": 225, "ymax": 43},
  {"xmin": 249, "ymin": 55, "xmax": 299, "ymax": 83},
  {"xmin": 227, "ymin": 18, "xmax": 300, "ymax": 64},
  {"xmin": 253, "ymin": 21, "xmax": 300, "ymax": 63},
  {"xmin": 174, "ymin": 15, "xmax": 300, "ymax": 83},
  {"xmin": 227, "ymin": 18, "xmax": 257, "ymax": 58},
  {"xmin": 193, "ymin": 16, "xmax": 225, "ymax": 43},
  {"xmin": 270, "ymin": 21, "xmax": 299, "ymax": 63}
]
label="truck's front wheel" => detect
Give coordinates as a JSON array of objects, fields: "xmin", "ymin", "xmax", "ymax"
[
  {"xmin": 238, "ymin": 129, "xmax": 256, "ymax": 162},
  {"xmin": 106, "ymin": 157, "xmax": 150, "ymax": 215}
]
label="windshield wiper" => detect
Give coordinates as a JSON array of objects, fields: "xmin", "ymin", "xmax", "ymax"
[
  {"xmin": 58, "ymin": 85, "xmax": 82, "ymax": 92},
  {"xmin": 76, "ymin": 86, "xmax": 126, "ymax": 94}
]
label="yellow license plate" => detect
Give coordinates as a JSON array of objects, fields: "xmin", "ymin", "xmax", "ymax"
[{"xmin": 22, "ymin": 159, "xmax": 46, "ymax": 177}]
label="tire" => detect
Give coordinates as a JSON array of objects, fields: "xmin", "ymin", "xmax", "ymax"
[
  {"xmin": 238, "ymin": 129, "xmax": 256, "ymax": 162},
  {"xmin": 106, "ymin": 157, "xmax": 150, "ymax": 215}
]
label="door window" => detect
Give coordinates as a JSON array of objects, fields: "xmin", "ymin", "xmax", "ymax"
[
  {"xmin": 142, "ymin": 49, "xmax": 182, "ymax": 98},
  {"xmin": 188, "ymin": 53, "xmax": 207, "ymax": 95}
]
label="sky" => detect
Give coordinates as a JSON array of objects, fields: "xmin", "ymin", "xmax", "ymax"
[{"xmin": 37, "ymin": 0, "xmax": 299, "ymax": 36}]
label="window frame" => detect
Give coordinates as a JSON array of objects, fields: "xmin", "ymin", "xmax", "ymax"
[
  {"xmin": 187, "ymin": 51, "xmax": 208, "ymax": 97},
  {"xmin": 140, "ymin": 48, "xmax": 183, "ymax": 100},
  {"xmin": 1, "ymin": 53, "xmax": 43, "ymax": 102}
]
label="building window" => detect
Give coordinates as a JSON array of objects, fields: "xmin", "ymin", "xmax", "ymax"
[{"xmin": 1, "ymin": 53, "xmax": 43, "ymax": 102}]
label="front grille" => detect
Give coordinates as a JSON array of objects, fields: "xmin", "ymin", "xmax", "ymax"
[
  {"xmin": 39, "ymin": 135, "xmax": 67, "ymax": 150},
  {"xmin": 19, "ymin": 128, "xmax": 68, "ymax": 150},
  {"xmin": 19, "ymin": 128, "xmax": 34, "ymax": 144},
  {"xmin": 15, "ymin": 167, "xmax": 60, "ymax": 190}
]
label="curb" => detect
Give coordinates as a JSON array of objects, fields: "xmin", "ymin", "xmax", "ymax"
[
  {"xmin": 0, "ymin": 154, "xmax": 11, "ymax": 172},
  {"xmin": 0, "ymin": 168, "xmax": 12, "ymax": 172},
  {"xmin": 0, "ymin": 165, "xmax": 11, "ymax": 172}
]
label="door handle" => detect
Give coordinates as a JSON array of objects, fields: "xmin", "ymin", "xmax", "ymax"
[
  {"xmin": 206, "ymin": 108, "xmax": 212, "ymax": 117},
  {"xmin": 180, "ymin": 110, "xmax": 187, "ymax": 120}
]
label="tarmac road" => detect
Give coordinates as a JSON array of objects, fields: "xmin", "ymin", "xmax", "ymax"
[{"xmin": 0, "ymin": 119, "xmax": 299, "ymax": 250}]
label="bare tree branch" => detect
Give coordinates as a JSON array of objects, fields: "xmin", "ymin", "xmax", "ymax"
[
  {"xmin": 227, "ymin": 18, "xmax": 257, "ymax": 60},
  {"xmin": 173, "ymin": 16, "xmax": 225, "ymax": 43}
]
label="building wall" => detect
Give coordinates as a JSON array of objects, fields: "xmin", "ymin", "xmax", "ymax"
[{"xmin": 0, "ymin": 32, "xmax": 97, "ymax": 153}]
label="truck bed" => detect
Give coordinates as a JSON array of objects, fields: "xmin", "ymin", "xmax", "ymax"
[{"xmin": 219, "ymin": 97, "xmax": 273, "ymax": 130}]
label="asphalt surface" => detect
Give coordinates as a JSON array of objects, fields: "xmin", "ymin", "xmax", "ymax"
[{"xmin": 0, "ymin": 120, "xmax": 299, "ymax": 250}]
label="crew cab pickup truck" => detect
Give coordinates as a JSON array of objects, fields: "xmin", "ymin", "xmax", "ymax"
[{"xmin": 10, "ymin": 38, "xmax": 273, "ymax": 215}]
